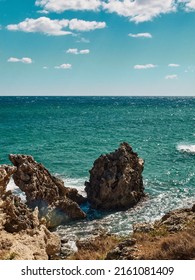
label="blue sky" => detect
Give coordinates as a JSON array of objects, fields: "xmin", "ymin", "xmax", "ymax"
[{"xmin": 0, "ymin": 0, "xmax": 195, "ymax": 96}]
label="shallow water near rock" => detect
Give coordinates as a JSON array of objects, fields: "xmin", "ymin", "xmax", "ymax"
[{"xmin": 1, "ymin": 96, "xmax": 195, "ymax": 238}]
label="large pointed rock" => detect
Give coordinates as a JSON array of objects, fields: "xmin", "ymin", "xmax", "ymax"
[
  {"xmin": 9, "ymin": 154, "xmax": 86, "ymax": 227},
  {"xmin": 85, "ymin": 142, "xmax": 145, "ymax": 210}
]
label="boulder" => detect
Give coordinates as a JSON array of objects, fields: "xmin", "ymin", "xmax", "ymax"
[
  {"xmin": 85, "ymin": 142, "xmax": 145, "ymax": 210},
  {"xmin": 9, "ymin": 154, "xmax": 86, "ymax": 227}
]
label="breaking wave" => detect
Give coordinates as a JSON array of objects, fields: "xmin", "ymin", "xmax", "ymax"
[{"xmin": 177, "ymin": 144, "xmax": 195, "ymax": 154}]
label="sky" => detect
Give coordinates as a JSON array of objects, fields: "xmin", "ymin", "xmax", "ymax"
[{"xmin": 0, "ymin": 0, "xmax": 195, "ymax": 96}]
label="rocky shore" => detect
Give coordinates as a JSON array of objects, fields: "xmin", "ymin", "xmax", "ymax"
[{"xmin": 0, "ymin": 143, "xmax": 194, "ymax": 260}]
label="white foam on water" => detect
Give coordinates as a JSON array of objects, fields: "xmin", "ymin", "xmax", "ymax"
[
  {"xmin": 54, "ymin": 174, "xmax": 87, "ymax": 196},
  {"xmin": 7, "ymin": 177, "xmax": 26, "ymax": 201},
  {"xmin": 7, "ymin": 177, "xmax": 18, "ymax": 191},
  {"xmin": 177, "ymin": 144, "xmax": 195, "ymax": 154}
]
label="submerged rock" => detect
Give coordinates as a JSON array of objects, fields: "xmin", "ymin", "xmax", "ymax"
[
  {"xmin": 85, "ymin": 142, "xmax": 145, "ymax": 210},
  {"xmin": 9, "ymin": 154, "xmax": 86, "ymax": 227}
]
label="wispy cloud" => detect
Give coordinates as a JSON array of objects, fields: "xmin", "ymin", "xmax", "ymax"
[
  {"xmin": 180, "ymin": 0, "xmax": 195, "ymax": 10},
  {"xmin": 134, "ymin": 64, "xmax": 157, "ymax": 70},
  {"xmin": 7, "ymin": 57, "xmax": 32, "ymax": 64},
  {"xmin": 66, "ymin": 48, "xmax": 90, "ymax": 55},
  {"xmin": 128, "ymin": 33, "xmax": 152, "ymax": 38},
  {"xmin": 55, "ymin": 63, "xmax": 72, "ymax": 69},
  {"xmin": 168, "ymin": 63, "xmax": 180, "ymax": 67},
  {"xmin": 165, "ymin": 74, "xmax": 178, "ymax": 79},
  {"xmin": 76, "ymin": 37, "xmax": 90, "ymax": 43},
  {"xmin": 7, "ymin": 17, "xmax": 106, "ymax": 36}
]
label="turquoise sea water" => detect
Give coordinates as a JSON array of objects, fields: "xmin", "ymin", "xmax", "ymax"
[{"xmin": 0, "ymin": 96, "xmax": 194, "ymax": 237}]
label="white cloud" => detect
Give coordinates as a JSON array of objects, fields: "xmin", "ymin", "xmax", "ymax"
[
  {"xmin": 80, "ymin": 49, "xmax": 90, "ymax": 54},
  {"xmin": 8, "ymin": 57, "xmax": 33, "ymax": 64},
  {"xmin": 35, "ymin": 0, "xmax": 102, "ymax": 13},
  {"xmin": 179, "ymin": 0, "xmax": 195, "ymax": 10},
  {"xmin": 168, "ymin": 63, "xmax": 180, "ymax": 67},
  {"xmin": 43, "ymin": 66, "xmax": 48, "ymax": 69},
  {"xmin": 76, "ymin": 37, "xmax": 90, "ymax": 43},
  {"xmin": 35, "ymin": 1, "xmax": 195, "ymax": 23},
  {"xmin": 37, "ymin": 10, "xmax": 49, "ymax": 14},
  {"xmin": 165, "ymin": 74, "xmax": 178, "ymax": 79},
  {"xmin": 7, "ymin": 17, "xmax": 106, "ymax": 36},
  {"xmin": 68, "ymin": 19, "xmax": 106, "ymax": 31},
  {"xmin": 7, "ymin": 17, "xmax": 71, "ymax": 36},
  {"xmin": 66, "ymin": 48, "xmax": 78, "ymax": 55},
  {"xmin": 66, "ymin": 48, "xmax": 90, "ymax": 55},
  {"xmin": 134, "ymin": 64, "xmax": 157, "ymax": 70},
  {"xmin": 55, "ymin": 63, "xmax": 72, "ymax": 69},
  {"xmin": 102, "ymin": 0, "xmax": 176, "ymax": 23},
  {"xmin": 128, "ymin": 32, "xmax": 152, "ymax": 38}
]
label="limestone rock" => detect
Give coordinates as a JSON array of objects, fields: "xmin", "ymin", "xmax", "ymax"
[
  {"xmin": 1, "ymin": 191, "xmax": 39, "ymax": 233},
  {"xmin": 0, "ymin": 165, "xmax": 16, "ymax": 195},
  {"xmin": 85, "ymin": 142, "xmax": 145, "ymax": 210},
  {"xmin": 9, "ymin": 154, "xmax": 86, "ymax": 226},
  {"xmin": 0, "ymin": 163, "xmax": 60, "ymax": 260},
  {"xmin": 105, "ymin": 238, "xmax": 137, "ymax": 260},
  {"xmin": 0, "ymin": 225, "xmax": 60, "ymax": 260}
]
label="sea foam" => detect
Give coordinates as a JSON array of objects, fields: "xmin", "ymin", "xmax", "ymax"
[{"xmin": 177, "ymin": 144, "xmax": 195, "ymax": 154}]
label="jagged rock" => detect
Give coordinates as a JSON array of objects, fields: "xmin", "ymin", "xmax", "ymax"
[
  {"xmin": 0, "ymin": 165, "xmax": 16, "ymax": 195},
  {"xmin": 155, "ymin": 206, "xmax": 195, "ymax": 232},
  {"xmin": 1, "ymin": 191, "xmax": 40, "ymax": 233},
  {"xmin": 0, "ymin": 225, "xmax": 61, "ymax": 260},
  {"xmin": 0, "ymin": 164, "xmax": 61, "ymax": 260},
  {"xmin": 133, "ymin": 223, "xmax": 155, "ymax": 233},
  {"xmin": 9, "ymin": 154, "xmax": 86, "ymax": 227},
  {"xmin": 85, "ymin": 142, "xmax": 145, "ymax": 210},
  {"xmin": 105, "ymin": 238, "xmax": 137, "ymax": 260}
]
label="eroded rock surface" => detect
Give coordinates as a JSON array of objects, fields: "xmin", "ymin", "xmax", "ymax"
[
  {"xmin": 85, "ymin": 142, "xmax": 145, "ymax": 210},
  {"xmin": 0, "ymin": 164, "xmax": 60, "ymax": 260},
  {"xmin": 9, "ymin": 154, "xmax": 86, "ymax": 227},
  {"xmin": 0, "ymin": 165, "xmax": 16, "ymax": 195}
]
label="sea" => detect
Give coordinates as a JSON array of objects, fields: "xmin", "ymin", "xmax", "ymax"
[{"xmin": 0, "ymin": 96, "xmax": 194, "ymax": 239}]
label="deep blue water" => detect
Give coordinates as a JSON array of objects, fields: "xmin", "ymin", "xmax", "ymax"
[{"xmin": 0, "ymin": 96, "xmax": 194, "ymax": 236}]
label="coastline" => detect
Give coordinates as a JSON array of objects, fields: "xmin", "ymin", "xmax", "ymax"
[{"xmin": 0, "ymin": 143, "xmax": 195, "ymax": 260}]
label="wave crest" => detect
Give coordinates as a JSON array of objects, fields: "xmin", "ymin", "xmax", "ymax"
[{"xmin": 177, "ymin": 144, "xmax": 195, "ymax": 154}]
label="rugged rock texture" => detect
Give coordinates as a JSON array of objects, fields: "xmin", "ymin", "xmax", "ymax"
[
  {"xmin": 1, "ymin": 191, "xmax": 39, "ymax": 233},
  {"xmin": 106, "ymin": 204, "xmax": 195, "ymax": 260},
  {"xmin": 85, "ymin": 142, "xmax": 145, "ymax": 210},
  {"xmin": 0, "ymin": 225, "xmax": 60, "ymax": 260},
  {"xmin": 9, "ymin": 154, "xmax": 86, "ymax": 227},
  {"xmin": 0, "ymin": 164, "xmax": 60, "ymax": 260},
  {"xmin": 105, "ymin": 238, "xmax": 137, "ymax": 260},
  {"xmin": 0, "ymin": 165, "xmax": 16, "ymax": 196}
]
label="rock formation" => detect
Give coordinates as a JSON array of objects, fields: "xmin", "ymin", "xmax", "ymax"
[
  {"xmin": 0, "ymin": 165, "xmax": 16, "ymax": 196},
  {"xmin": 85, "ymin": 142, "xmax": 145, "ymax": 210},
  {"xmin": 9, "ymin": 154, "xmax": 86, "ymax": 227},
  {"xmin": 0, "ymin": 165, "xmax": 60, "ymax": 260}
]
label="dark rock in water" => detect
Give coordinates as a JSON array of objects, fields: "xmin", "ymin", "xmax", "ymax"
[
  {"xmin": 9, "ymin": 154, "xmax": 86, "ymax": 227},
  {"xmin": 85, "ymin": 142, "xmax": 145, "ymax": 210}
]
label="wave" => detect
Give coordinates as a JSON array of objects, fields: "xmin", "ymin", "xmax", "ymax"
[
  {"xmin": 177, "ymin": 144, "xmax": 195, "ymax": 154},
  {"xmin": 7, "ymin": 178, "xmax": 26, "ymax": 201}
]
